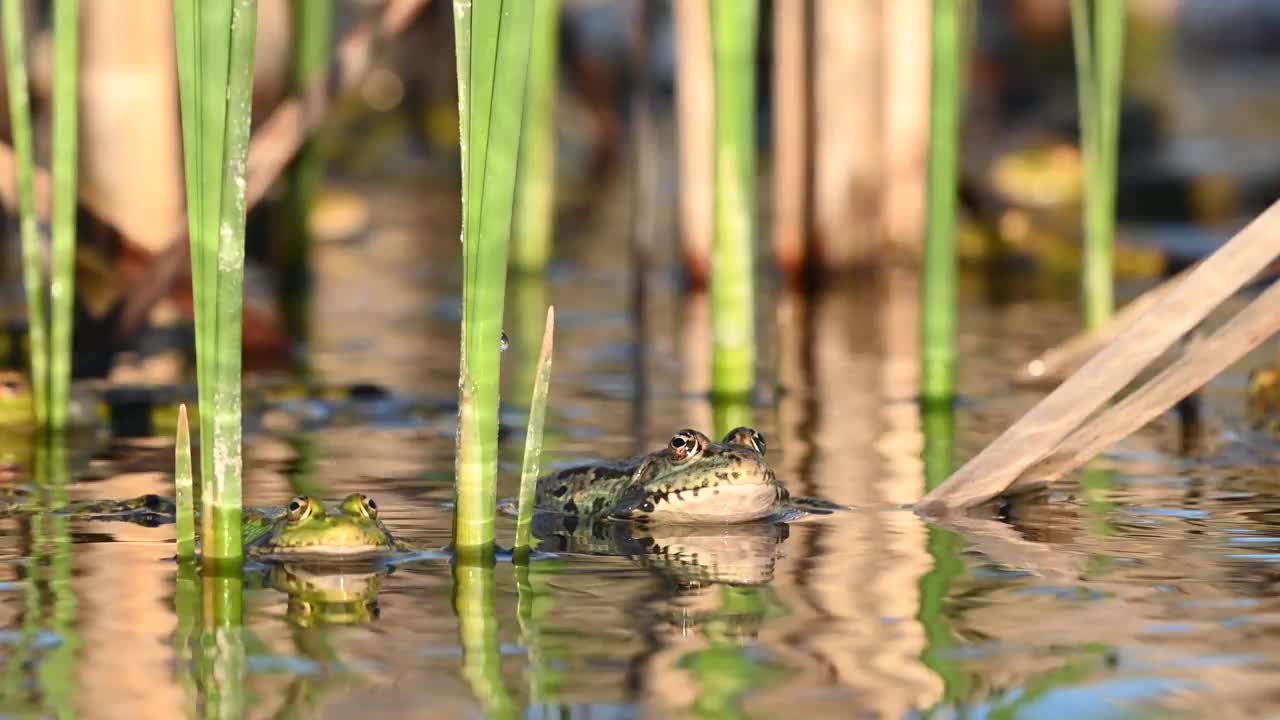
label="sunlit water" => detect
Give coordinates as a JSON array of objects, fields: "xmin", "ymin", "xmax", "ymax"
[{"xmin": 4, "ymin": 174, "xmax": 1280, "ymax": 719}]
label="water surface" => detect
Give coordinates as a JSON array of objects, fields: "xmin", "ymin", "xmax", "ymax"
[{"xmin": 4, "ymin": 173, "xmax": 1280, "ymax": 720}]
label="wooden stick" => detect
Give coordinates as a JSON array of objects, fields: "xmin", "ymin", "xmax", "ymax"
[
  {"xmin": 1018, "ymin": 278, "xmax": 1280, "ymax": 485},
  {"xmin": 915, "ymin": 199, "xmax": 1280, "ymax": 515},
  {"xmin": 1014, "ymin": 263, "xmax": 1190, "ymax": 387}
]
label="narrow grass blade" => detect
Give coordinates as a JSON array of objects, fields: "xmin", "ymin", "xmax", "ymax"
[
  {"xmin": 49, "ymin": 0, "xmax": 78, "ymax": 431},
  {"xmin": 289, "ymin": 0, "xmax": 332, "ymax": 85},
  {"xmin": 276, "ymin": 0, "xmax": 333, "ymax": 354},
  {"xmin": 514, "ymin": 305, "xmax": 555, "ymax": 557},
  {"xmin": 453, "ymin": 0, "xmax": 471, "ymax": 196},
  {"xmin": 2, "ymin": 0, "xmax": 47, "ymax": 426},
  {"xmin": 921, "ymin": 0, "xmax": 964, "ymax": 404},
  {"xmin": 512, "ymin": 0, "xmax": 561, "ymax": 272},
  {"xmin": 175, "ymin": 0, "xmax": 228, "ymax": 545},
  {"xmin": 709, "ymin": 0, "xmax": 758, "ymax": 401},
  {"xmin": 1074, "ymin": 0, "xmax": 1125, "ymax": 329},
  {"xmin": 175, "ymin": 404, "xmax": 196, "ymax": 560},
  {"xmin": 205, "ymin": 0, "xmax": 257, "ymax": 563},
  {"xmin": 453, "ymin": 0, "xmax": 535, "ymax": 550},
  {"xmin": 175, "ymin": 0, "xmax": 254, "ymax": 562}
]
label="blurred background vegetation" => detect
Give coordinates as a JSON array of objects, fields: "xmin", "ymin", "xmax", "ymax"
[{"xmin": 0, "ymin": 0, "xmax": 1266, "ymax": 394}]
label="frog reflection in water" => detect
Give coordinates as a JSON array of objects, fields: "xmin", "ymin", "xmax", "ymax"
[
  {"xmin": 534, "ymin": 427, "xmax": 792, "ymax": 523},
  {"xmin": 258, "ymin": 562, "xmax": 383, "ymax": 626}
]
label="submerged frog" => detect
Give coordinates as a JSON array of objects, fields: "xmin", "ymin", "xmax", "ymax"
[
  {"xmin": 534, "ymin": 426, "xmax": 805, "ymax": 524},
  {"xmin": 244, "ymin": 493, "xmax": 404, "ymax": 557}
]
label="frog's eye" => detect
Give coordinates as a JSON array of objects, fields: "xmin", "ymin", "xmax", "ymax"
[
  {"xmin": 668, "ymin": 429, "xmax": 707, "ymax": 464},
  {"xmin": 722, "ymin": 426, "xmax": 766, "ymax": 455},
  {"xmin": 341, "ymin": 493, "xmax": 379, "ymax": 519},
  {"xmin": 286, "ymin": 496, "xmax": 315, "ymax": 523}
]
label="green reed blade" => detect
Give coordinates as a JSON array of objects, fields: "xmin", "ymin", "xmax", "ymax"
[
  {"xmin": 453, "ymin": 0, "xmax": 534, "ymax": 550},
  {"xmin": 206, "ymin": 0, "xmax": 257, "ymax": 562},
  {"xmin": 453, "ymin": 0, "xmax": 470, "ymax": 196},
  {"xmin": 48, "ymin": 0, "xmax": 78, "ymax": 431},
  {"xmin": 709, "ymin": 0, "xmax": 758, "ymax": 401},
  {"xmin": 922, "ymin": 0, "xmax": 964, "ymax": 404},
  {"xmin": 3, "ymin": 0, "xmax": 47, "ymax": 426},
  {"xmin": 175, "ymin": 0, "xmax": 254, "ymax": 561},
  {"xmin": 176, "ymin": 404, "xmax": 196, "ymax": 560},
  {"xmin": 175, "ymin": 0, "xmax": 232, "ymax": 530},
  {"xmin": 511, "ymin": 0, "xmax": 561, "ymax": 272},
  {"xmin": 514, "ymin": 305, "xmax": 555, "ymax": 557},
  {"xmin": 289, "ymin": 0, "xmax": 331, "ymax": 86},
  {"xmin": 275, "ymin": 0, "xmax": 333, "ymax": 357},
  {"xmin": 712, "ymin": 396, "xmax": 752, "ymax": 440},
  {"xmin": 1074, "ymin": 0, "xmax": 1125, "ymax": 329}
]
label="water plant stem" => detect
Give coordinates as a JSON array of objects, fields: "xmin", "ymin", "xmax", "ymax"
[
  {"xmin": 514, "ymin": 306, "xmax": 555, "ymax": 558},
  {"xmin": 276, "ymin": 0, "xmax": 333, "ymax": 359},
  {"xmin": 49, "ymin": 0, "xmax": 78, "ymax": 431},
  {"xmin": 452, "ymin": 0, "xmax": 534, "ymax": 550},
  {"xmin": 208, "ymin": 0, "xmax": 257, "ymax": 562},
  {"xmin": 174, "ymin": 0, "xmax": 256, "ymax": 562},
  {"xmin": 2, "ymin": 0, "xmax": 48, "ymax": 426},
  {"xmin": 709, "ymin": 0, "xmax": 758, "ymax": 402},
  {"xmin": 1073, "ymin": 0, "xmax": 1125, "ymax": 329},
  {"xmin": 921, "ymin": 0, "xmax": 963, "ymax": 404},
  {"xmin": 175, "ymin": 0, "xmax": 228, "ymax": 549},
  {"xmin": 290, "ymin": 0, "xmax": 332, "ymax": 85},
  {"xmin": 175, "ymin": 405, "xmax": 196, "ymax": 560},
  {"xmin": 512, "ymin": 0, "xmax": 560, "ymax": 272}
]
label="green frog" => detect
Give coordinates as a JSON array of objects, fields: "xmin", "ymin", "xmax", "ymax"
[
  {"xmin": 533, "ymin": 426, "xmax": 794, "ymax": 524},
  {"xmin": 244, "ymin": 493, "xmax": 403, "ymax": 557},
  {"xmin": 5, "ymin": 425, "xmax": 828, "ymax": 562}
]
